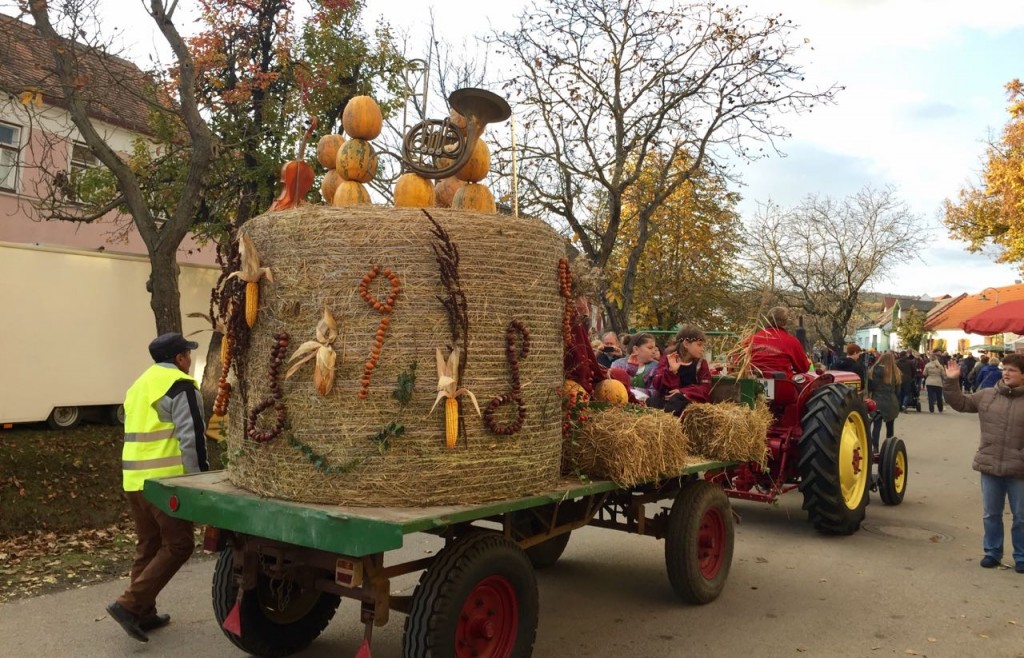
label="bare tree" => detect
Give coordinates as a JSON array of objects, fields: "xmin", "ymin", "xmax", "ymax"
[
  {"xmin": 744, "ymin": 186, "xmax": 925, "ymax": 350},
  {"xmin": 23, "ymin": 0, "xmax": 214, "ymax": 334},
  {"xmin": 493, "ymin": 0, "xmax": 840, "ymax": 332}
]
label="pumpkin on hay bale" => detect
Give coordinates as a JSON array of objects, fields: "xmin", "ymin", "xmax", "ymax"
[
  {"xmin": 565, "ymin": 404, "xmax": 690, "ymax": 487},
  {"xmin": 224, "ymin": 206, "xmax": 567, "ymax": 507},
  {"xmin": 680, "ymin": 401, "xmax": 771, "ymax": 466}
]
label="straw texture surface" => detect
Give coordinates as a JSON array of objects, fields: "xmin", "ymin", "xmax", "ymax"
[{"xmin": 225, "ymin": 206, "xmax": 565, "ymax": 506}]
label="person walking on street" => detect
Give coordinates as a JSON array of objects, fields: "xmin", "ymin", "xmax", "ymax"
[
  {"xmin": 832, "ymin": 342, "xmax": 868, "ymax": 390},
  {"xmin": 867, "ymin": 351, "xmax": 901, "ymax": 452},
  {"xmin": 923, "ymin": 354, "xmax": 945, "ymax": 413},
  {"xmin": 942, "ymin": 354, "xmax": 1024, "ymax": 573},
  {"xmin": 106, "ymin": 333, "xmax": 209, "ymax": 642}
]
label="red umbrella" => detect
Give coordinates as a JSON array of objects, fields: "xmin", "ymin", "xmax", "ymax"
[{"xmin": 961, "ymin": 299, "xmax": 1024, "ymax": 335}]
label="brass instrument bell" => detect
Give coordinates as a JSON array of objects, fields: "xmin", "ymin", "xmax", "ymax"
[{"xmin": 402, "ymin": 88, "xmax": 511, "ymax": 179}]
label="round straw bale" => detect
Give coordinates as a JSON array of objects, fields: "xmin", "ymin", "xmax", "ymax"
[{"xmin": 225, "ymin": 206, "xmax": 566, "ymax": 506}]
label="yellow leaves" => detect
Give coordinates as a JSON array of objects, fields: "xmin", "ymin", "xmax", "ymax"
[{"xmin": 945, "ymin": 78, "xmax": 1024, "ymax": 271}]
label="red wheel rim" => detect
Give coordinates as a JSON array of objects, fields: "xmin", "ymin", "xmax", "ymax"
[
  {"xmin": 455, "ymin": 575, "xmax": 519, "ymax": 658},
  {"xmin": 697, "ymin": 506, "xmax": 726, "ymax": 579}
]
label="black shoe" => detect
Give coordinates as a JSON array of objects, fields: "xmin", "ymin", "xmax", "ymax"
[
  {"xmin": 980, "ymin": 556, "xmax": 1001, "ymax": 569},
  {"xmin": 106, "ymin": 602, "xmax": 148, "ymax": 642},
  {"xmin": 139, "ymin": 613, "xmax": 171, "ymax": 631},
  {"xmin": 1016, "ymin": 563, "xmax": 1024, "ymax": 574}
]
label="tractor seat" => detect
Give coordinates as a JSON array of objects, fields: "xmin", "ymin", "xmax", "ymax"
[{"xmin": 757, "ymin": 371, "xmax": 800, "ymax": 407}]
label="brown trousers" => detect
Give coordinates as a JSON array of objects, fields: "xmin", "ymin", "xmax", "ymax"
[{"xmin": 116, "ymin": 491, "xmax": 195, "ymax": 617}]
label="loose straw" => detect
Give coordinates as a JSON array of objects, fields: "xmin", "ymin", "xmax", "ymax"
[{"xmin": 511, "ymin": 114, "xmax": 519, "ymax": 219}]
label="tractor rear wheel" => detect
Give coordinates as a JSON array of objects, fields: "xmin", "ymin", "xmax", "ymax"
[
  {"xmin": 798, "ymin": 384, "xmax": 871, "ymax": 535},
  {"xmin": 878, "ymin": 437, "xmax": 908, "ymax": 506}
]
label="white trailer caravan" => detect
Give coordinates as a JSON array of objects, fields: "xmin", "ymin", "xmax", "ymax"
[{"xmin": 0, "ymin": 242, "xmax": 217, "ymax": 428}]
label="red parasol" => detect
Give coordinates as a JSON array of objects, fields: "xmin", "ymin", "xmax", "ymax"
[{"xmin": 960, "ymin": 299, "xmax": 1024, "ymax": 335}]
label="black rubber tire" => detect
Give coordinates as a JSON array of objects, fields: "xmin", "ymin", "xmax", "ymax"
[
  {"xmin": 211, "ymin": 549, "xmax": 341, "ymax": 658},
  {"xmin": 878, "ymin": 437, "xmax": 908, "ymax": 506},
  {"xmin": 798, "ymin": 384, "xmax": 871, "ymax": 535},
  {"xmin": 664, "ymin": 481, "xmax": 734, "ymax": 605},
  {"xmin": 107, "ymin": 404, "xmax": 126, "ymax": 425},
  {"xmin": 46, "ymin": 406, "xmax": 81, "ymax": 430},
  {"xmin": 403, "ymin": 532, "xmax": 538, "ymax": 658},
  {"xmin": 524, "ymin": 531, "xmax": 571, "ymax": 570}
]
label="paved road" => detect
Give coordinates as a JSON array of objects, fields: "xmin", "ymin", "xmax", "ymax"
[{"xmin": 2, "ymin": 407, "xmax": 1024, "ymax": 657}]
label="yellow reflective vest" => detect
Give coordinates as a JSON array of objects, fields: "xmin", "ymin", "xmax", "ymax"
[{"xmin": 122, "ymin": 364, "xmax": 198, "ymax": 492}]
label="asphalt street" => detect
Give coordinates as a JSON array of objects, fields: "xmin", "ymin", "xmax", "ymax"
[{"xmin": 2, "ymin": 405, "xmax": 1023, "ymax": 657}]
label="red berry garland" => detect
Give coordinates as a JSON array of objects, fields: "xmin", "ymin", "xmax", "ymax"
[
  {"xmin": 558, "ymin": 257, "xmax": 573, "ymax": 348},
  {"xmin": 358, "ymin": 265, "xmax": 401, "ymax": 400},
  {"xmin": 245, "ymin": 332, "xmax": 289, "ymax": 443},
  {"xmin": 484, "ymin": 320, "xmax": 530, "ymax": 436}
]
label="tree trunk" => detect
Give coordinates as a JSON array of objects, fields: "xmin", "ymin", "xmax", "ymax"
[
  {"xmin": 604, "ymin": 297, "xmax": 628, "ymax": 335},
  {"xmin": 149, "ymin": 249, "xmax": 183, "ymax": 334},
  {"xmin": 199, "ymin": 332, "xmax": 225, "ymax": 424}
]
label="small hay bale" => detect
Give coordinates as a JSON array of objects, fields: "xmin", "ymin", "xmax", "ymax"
[
  {"xmin": 566, "ymin": 406, "xmax": 690, "ymax": 487},
  {"xmin": 681, "ymin": 401, "xmax": 771, "ymax": 465},
  {"xmin": 225, "ymin": 206, "xmax": 566, "ymax": 506}
]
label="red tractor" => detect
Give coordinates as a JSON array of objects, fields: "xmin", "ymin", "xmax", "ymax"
[{"xmin": 706, "ymin": 370, "xmax": 908, "ymax": 535}]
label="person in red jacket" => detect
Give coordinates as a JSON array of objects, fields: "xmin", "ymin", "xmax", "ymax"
[
  {"xmin": 652, "ymin": 325, "xmax": 712, "ymax": 416},
  {"xmin": 745, "ymin": 306, "xmax": 811, "ymax": 376}
]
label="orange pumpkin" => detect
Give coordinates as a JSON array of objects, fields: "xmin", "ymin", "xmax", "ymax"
[
  {"xmin": 336, "ymin": 139, "xmax": 378, "ymax": 183},
  {"xmin": 449, "ymin": 108, "xmax": 468, "ymax": 130},
  {"xmin": 455, "ymin": 138, "xmax": 490, "ymax": 183},
  {"xmin": 594, "ymin": 379, "xmax": 629, "ymax": 405},
  {"xmin": 434, "ymin": 176, "xmax": 466, "ymax": 208},
  {"xmin": 342, "ymin": 95, "xmax": 383, "ymax": 140},
  {"xmin": 394, "ymin": 173, "xmax": 435, "ymax": 208},
  {"xmin": 333, "ymin": 180, "xmax": 371, "ymax": 206},
  {"xmin": 316, "ymin": 134, "xmax": 345, "ymax": 169},
  {"xmin": 452, "ymin": 183, "xmax": 496, "ymax": 213},
  {"xmin": 562, "ymin": 380, "xmax": 589, "ymax": 405},
  {"xmin": 320, "ymin": 169, "xmax": 342, "ymax": 203}
]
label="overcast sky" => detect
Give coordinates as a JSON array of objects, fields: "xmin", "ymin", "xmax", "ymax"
[
  {"xmin": 362, "ymin": 0, "xmax": 1024, "ymax": 297},
  {"xmin": 16, "ymin": 0, "xmax": 1024, "ymax": 297}
]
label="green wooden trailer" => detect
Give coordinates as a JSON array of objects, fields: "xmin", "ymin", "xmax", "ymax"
[{"xmin": 144, "ymin": 461, "xmax": 736, "ymax": 657}]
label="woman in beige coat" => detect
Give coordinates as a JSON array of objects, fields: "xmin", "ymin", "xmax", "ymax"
[
  {"xmin": 923, "ymin": 354, "xmax": 945, "ymax": 412},
  {"xmin": 943, "ymin": 353, "xmax": 1024, "ymax": 573}
]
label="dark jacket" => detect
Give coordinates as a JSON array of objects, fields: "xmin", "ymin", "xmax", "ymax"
[
  {"xmin": 867, "ymin": 366, "xmax": 900, "ymax": 422},
  {"xmin": 831, "ymin": 355, "xmax": 867, "ymax": 389},
  {"xmin": 943, "ymin": 377, "xmax": 1024, "ymax": 478}
]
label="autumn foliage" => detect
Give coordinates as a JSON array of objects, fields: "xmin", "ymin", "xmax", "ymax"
[{"xmin": 944, "ymin": 79, "xmax": 1024, "ymax": 270}]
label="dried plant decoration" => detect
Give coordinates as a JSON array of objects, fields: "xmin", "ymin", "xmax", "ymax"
[
  {"xmin": 485, "ymin": 320, "xmax": 530, "ymax": 436},
  {"xmin": 245, "ymin": 332, "xmax": 290, "ymax": 443},
  {"xmin": 424, "ymin": 211, "xmax": 469, "ymax": 381},
  {"xmin": 230, "ymin": 233, "xmax": 274, "ymax": 327},
  {"xmin": 286, "ymin": 307, "xmax": 339, "ymax": 396},
  {"xmin": 357, "ymin": 265, "xmax": 401, "ymax": 399},
  {"xmin": 430, "ymin": 347, "xmax": 481, "ymax": 449}
]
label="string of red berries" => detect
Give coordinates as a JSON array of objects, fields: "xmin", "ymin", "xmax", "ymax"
[
  {"xmin": 484, "ymin": 320, "xmax": 530, "ymax": 436},
  {"xmin": 358, "ymin": 265, "xmax": 401, "ymax": 400},
  {"xmin": 558, "ymin": 257, "xmax": 573, "ymax": 348},
  {"xmin": 245, "ymin": 332, "xmax": 289, "ymax": 443}
]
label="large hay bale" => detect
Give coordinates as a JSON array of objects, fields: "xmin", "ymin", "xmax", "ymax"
[
  {"xmin": 681, "ymin": 401, "xmax": 771, "ymax": 465},
  {"xmin": 566, "ymin": 406, "xmax": 689, "ymax": 487},
  {"xmin": 225, "ymin": 206, "xmax": 566, "ymax": 506}
]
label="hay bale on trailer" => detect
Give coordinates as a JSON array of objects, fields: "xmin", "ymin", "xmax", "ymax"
[
  {"xmin": 681, "ymin": 401, "xmax": 772, "ymax": 466},
  {"xmin": 223, "ymin": 206, "xmax": 566, "ymax": 506}
]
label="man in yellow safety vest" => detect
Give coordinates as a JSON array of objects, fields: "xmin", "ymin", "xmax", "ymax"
[{"xmin": 106, "ymin": 332, "xmax": 208, "ymax": 643}]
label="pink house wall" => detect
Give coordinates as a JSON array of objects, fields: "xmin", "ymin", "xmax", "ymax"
[{"xmin": 0, "ymin": 119, "xmax": 216, "ymax": 266}]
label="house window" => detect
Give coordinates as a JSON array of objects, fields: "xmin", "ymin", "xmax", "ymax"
[
  {"xmin": 0, "ymin": 122, "xmax": 21, "ymax": 192},
  {"xmin": 68, "ymin": 141, "xmax": 99, "ymax": 202}
]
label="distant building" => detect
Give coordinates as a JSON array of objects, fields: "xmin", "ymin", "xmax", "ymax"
[
  {"xmin": 854, "ymin": 295, "xmax": 939, "ymax": 352},
  {"xmin": 923, "ymin": 284, "xmax": 1024, "ymax": 354}
]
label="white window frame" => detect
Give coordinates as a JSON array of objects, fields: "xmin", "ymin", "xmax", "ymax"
[
  {"xmin": 67, "ymin": 140, "xmax": 100, "ymax": 203},
  {"xmin": 0, "ymin": 121, "xmax": 23, "ymax": 193}
]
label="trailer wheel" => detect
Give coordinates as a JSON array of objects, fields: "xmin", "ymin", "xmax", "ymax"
[
  {"xmin": 107, "ymin": 404, "xmax": 126, "ymax": 425},
  {"xmin": 878, "ymin": 437, "xmax": 908, "ymax": 506},
  {"xmin": 46, "ymin": 406, "xmax": 81, "ymax": 430},
  {"xmin": 212, "ymin": 549, "xmax": 341, "ymax": 658},
  {"xmin": 404, "ymin": 532, "xmax": 538, "ymax": 658},
  {"xmin": 524, "ymin": 531, "xmax": 571, "ymax": 570},
  {"xmin": 664, "ymin": 481, "xmax": 734, "ymax": 604},
  {"xmin": 798, "ymin": 384, "xmax": 871, "ymax": 535}
]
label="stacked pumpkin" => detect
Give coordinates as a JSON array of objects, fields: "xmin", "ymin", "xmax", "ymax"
[
  {"xmin": 317, "ymin": 96, "xmax": 382, "ymax": 206},
  {"xmin": 434, "ymin": 109, "xmax": 497, "ymax": 213}
]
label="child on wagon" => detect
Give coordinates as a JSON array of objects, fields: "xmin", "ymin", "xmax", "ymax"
[{"xmin": 652, "ymin": 325, "xmax": 712, "ymax": 416}]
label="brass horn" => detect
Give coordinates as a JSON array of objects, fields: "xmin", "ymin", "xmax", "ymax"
[{"xmin": 401, "ymin": 88, "xmax": 511, "ymax": 179}]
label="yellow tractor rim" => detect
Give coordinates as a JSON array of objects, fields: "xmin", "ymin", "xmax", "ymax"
[
  {"xmin": 839, "ymin": 411, "xmax": 869, "ymax": 509},
  {"xmin": 894, "ymin": 450, "xmax": 907, "ymax": 493}
]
